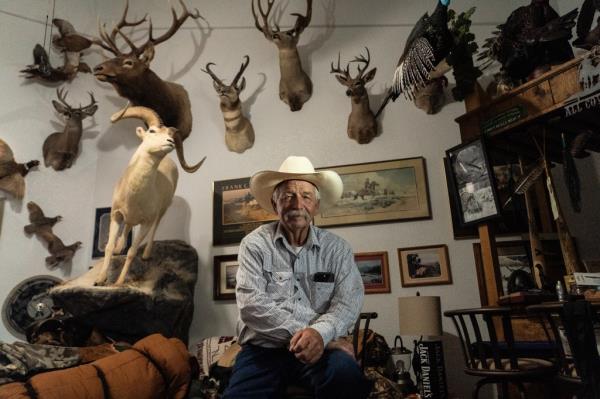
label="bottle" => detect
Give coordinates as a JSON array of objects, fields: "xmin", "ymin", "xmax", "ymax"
[{"xmin": 556, "ymin": 280, "xmax": 565, "ymax": 301}]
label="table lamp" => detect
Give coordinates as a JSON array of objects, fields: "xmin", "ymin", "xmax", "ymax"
[{"xmin": 398, "ymin": 293, "xmax": 447, "ymax": 399}]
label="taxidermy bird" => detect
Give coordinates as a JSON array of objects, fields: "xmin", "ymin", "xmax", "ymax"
[
  {"xmin": 478, "ymin": 1, "xmax": 578, "ymax": 85},
  {"xmin": 573, "ymin": 0, "xmax": 600, "ymax": 49},
  {"xmin": 24, "ymin": 201, "xmax": 81, "ymax": 267},
  {"xmin": 391, "ymin": 0, "xmax": 454, "ymax": 101},
  {"xmin": 21, "ymin": 19, "xmax": 91, "ymax": 82},
  {"xmin": 0, "ymin": 139, "xmax": 39, "ymax": 199}
]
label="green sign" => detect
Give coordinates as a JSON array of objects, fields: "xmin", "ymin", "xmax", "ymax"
[{"xmin": 481, "ymin": 106, "xmax": 527, "ymax": 135}]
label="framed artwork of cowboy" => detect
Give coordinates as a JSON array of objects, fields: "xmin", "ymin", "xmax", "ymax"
[
  {"xmin": 314, "ymin": 157, "xmax": 431, "ymax": 227},
  {"xmin": 213, "ymin": 177, "xmax": 277, "ymax": 245}
]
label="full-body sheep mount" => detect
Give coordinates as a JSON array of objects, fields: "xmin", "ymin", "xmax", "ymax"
[{"xmin": 95, "ymin": 106, "xmax": 193, "ymax": 286}]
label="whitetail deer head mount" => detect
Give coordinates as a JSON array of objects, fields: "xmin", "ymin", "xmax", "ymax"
[
  {"xmin": 202, "ymin": 55, "xmax": 255, "ymax": 154},
  {"xmin": 331, "ymin": 48, "xmax": 378, "ymax": 144},
  {"xmin": 92, "ymin": 0, "xmax": 205, "ymax": 173},
  {"xmin": 44, "ymin": 88, "xmax": 98, "ymax": 171},
  {"xmin": 252, "ymin": 0, "xmax": 313, "ymax": 112}
]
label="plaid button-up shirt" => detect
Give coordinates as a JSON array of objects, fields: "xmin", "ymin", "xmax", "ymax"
[{"xmin": 235, "ymin": 222, "xmax": 364, "ymax": 348}]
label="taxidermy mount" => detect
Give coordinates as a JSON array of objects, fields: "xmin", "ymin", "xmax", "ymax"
[
  {"xmin": 330, "ymin": 48, "xmax": 378, "ymax": 144},
  {"xmin": 21, "ymin": 19, "xmax": 92, "ymax": 82},
  {"xmin": 95, "ymin": 106, "xmax": 184, "ymax": 286},
  {"xmin": 92, "ymin": 0, "xmax": 205, "ymax": 173},
  {"xmin": 0, "ymin": 139, "xmax": 39, "ymax": 199},
  {"xmin": 573, "ymin": 0, "xmax": 600, "ymax": 49},
  {"xmin": 24, "ymin": 201, "xmax": 81, "ymax": 267},
  {"xmin": 252, "ymin": 0, "xmax": 313, "ymax": 112},
  {"xmin": 202, "ymin": 55, "xmax": 255, "ymax": 154},
  {"xmin": 479, "ymin": 1, "xmax": 577, "ymax": 86},
  {"xmin": 44, "ymin": 88, "xmax": 98, "ymax": 171}
]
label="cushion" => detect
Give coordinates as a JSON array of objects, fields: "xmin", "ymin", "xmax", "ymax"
[{"xmin": 196, "ymin": 336, "xmax": 237, "ymax": 376}]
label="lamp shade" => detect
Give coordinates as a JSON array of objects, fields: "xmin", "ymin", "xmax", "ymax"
[{"xmin": 398, "ymin": 295, "xmax": 442, "ymax": 337}]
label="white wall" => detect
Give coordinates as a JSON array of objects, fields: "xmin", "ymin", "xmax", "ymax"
[{"xmin": 0, "ymin": 1, "xmax": 597, "ymax": 397}]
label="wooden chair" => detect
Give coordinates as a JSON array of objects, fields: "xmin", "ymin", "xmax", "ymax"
[
  {"xmin": 444, "ymin": 306, "xmax": 556, "ymax": 399},
  {"xmin": 527, "ymin": 300, "xmax": 600, "ymax": 396},
  {"xmin": 284, "ymin": 312, "xmax": 378, "ymax": 398}
]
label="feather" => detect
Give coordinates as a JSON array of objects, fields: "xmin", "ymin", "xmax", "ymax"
[
  {"xmin": 562, "ymin": 133, "xmax": 581, "ymax": 213},
  {"xmin": 502, "ymin": 161, "xmax": 544, "ymax": 208}
]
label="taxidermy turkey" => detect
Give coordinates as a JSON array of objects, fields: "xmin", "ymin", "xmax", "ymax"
[
  {"xmin": 478, "ymin": 0, "xmax": 578, "ymax": 85},
  {"xmin": 573, "ymin": 0, "xmax": 600, "ymax": 49}
]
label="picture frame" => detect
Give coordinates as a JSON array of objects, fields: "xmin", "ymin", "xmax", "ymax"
[
  {"xmin": 445, "ymin": 138, "xmax": 501, "ymax": 227},
  {"xmin": 314, "ymin": 157, "xmax": 431, "ymax": 227},
  {"xmin": 213, "ymin": 177, "xmax": 278, "ymax": 246},
  {"xmin": 398, "ymin": 244, "xmax": 452, "ymax": 287},
  {"xmin": 354, "ymin": 251, "xmax": 391, "ymax": 294},
  {"xmin": 443, "ymin": 158, "xmax": 529, "ymax": 239},
  {"xmin": 92, "ymin": 207, "xmax": 132, "ymax": 258},
  {"xmin": 213, "ymin": 254, "xmax": 239, "ymax": 300}
]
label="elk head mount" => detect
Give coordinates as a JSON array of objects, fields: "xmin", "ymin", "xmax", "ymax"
[
  {"xmin": 202, "ymin": 55, "xmax": 255, "ymax": 154},
  {"xmin": 92, "ymin": 0, "xmax": 205, "ymax": 173},
  {"xmin": 44, "ymin": 88, "xmax": 98, "ymax": 171},
  {"xmin": 252, "ymin": 0, "xmax": 313, "ymax": 112},
  {"xmin": 330, "ymin": 48, "xmax": 378, "ymax": 144}
]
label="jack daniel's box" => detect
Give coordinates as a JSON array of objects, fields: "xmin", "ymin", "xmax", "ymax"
[{"xmin": 416, "ymin": 340, "xmax": 448, "ymax": 399}]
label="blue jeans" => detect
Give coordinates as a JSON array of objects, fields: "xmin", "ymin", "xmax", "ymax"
[{"xmin": 222, "ymin": 344, "xmax": 372, "ymax": 399}]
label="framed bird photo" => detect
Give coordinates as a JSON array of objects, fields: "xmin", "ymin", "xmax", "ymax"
[
  {"xmin": 445, "ymin": 138, "xmax": 501, "ymax": 227},
  {"xmin": 92, "ymin": 207, "xmax": 132, "ymax": 258}
]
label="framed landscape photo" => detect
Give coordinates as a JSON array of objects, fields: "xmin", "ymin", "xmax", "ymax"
[
  {"xmin": 398, "ymin": 244, "xmax": 452, "ymax": 287},
  {"xmin": 354, "ymin": 251, "xmax": 391, "ymax": 294},
  {"xmin": 314, "ymin": 157, "xmax": 431, "ymax": 227},
  {"xmin": 446, "ymin": 138, "xmax": 501, "ymax": 227},
  {"xmin": 92, "ymin": 207, "xmax": 132, "ymax": 258},
  {"xmin": 213, "ymin": 254, "xmax": 239, "ymax": 300},
  {"xmin": 213, "ymin": 177, "xmax": 278, "ymax": 245}
]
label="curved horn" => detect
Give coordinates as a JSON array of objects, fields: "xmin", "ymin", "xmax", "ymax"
[
  {"xmin": 231, "ymin": 55, "xmax": 250, "ymax": 87},
  {"xmin": 201, "ymin": 62, "xmax": 224, "ymax": 86},
  {"xmin": 173, "ymin": 131, "xmax": 206, "ymax": 173},
  {"xmin": 110, "ymin": 103, "xmax": 163, "ymax": 127}
]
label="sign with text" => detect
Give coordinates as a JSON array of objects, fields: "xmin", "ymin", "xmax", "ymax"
[{"xmin": 417, "ymin": 340, "xmax": 448, "ymax": 399}]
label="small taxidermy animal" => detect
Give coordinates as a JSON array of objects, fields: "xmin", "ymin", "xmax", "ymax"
[
  {"xmin": 24, "ymin": 201, "xmax": 81, "ymax": 267},
  {"xmin": 21, "ymin": 19, "xmax": 92, "ymax": 82},
  {"xmin": 0, "ymin": 139, "xmax": 39, "ymax": 199}
]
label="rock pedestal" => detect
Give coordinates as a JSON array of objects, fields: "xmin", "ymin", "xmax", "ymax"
[{"xmin": 50, "ymin": 240, "xmax": 198, "ymax": 344}]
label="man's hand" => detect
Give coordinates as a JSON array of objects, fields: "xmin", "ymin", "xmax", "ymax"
[
  {"xmin": 289, "ymin": 327, "xmax": 324, "ymax": 364},
  {"xmin": 326, "ymin": 338, "xmax": 355, "ymax": 360}
]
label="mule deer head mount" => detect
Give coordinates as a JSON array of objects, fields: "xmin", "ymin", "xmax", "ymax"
[
  {"xmin": 44, "ymin": 88, "xmax": 98, "ymax": 171},
  {"xmin": 251, "ymin": 0, "xmax": 313, "ymax": 112},
  {"xmin": 202, "ymin": 56, "xmax": 256, "ymax": 154},
  {"xmin": 92, "ymin": 0, "xmax": 205, "ymax": 173},
  {"xmin": 330, "ymin": 48, "xmax": 378, "ymax": 144}
]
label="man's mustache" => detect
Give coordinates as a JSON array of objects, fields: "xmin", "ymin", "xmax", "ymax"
[{"xmin": 284, "ymin": 210, "xmax": 310, "ymax": 219}]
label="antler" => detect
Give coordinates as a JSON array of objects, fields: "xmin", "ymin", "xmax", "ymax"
[
  {"xmin": 251, "ymin": 0, "xmax": 276, "ymax": 40},
  {"xmin": 352, "ymin": 47, "xmax": 372, "ymax": 79},
  {"xmin": 55, "ymin": 88, "xmax": 72, "ymax": 109},
  {"xmin": 94, "ymin": 0, "xmax": 202, "ymax": 57},
  {"xmin": 201, "ymin": 63, "xmax": 224, "ymax": 86},
  {"xmin": 330, "ymin": 53, "xmax": 351, "ymax": 83},
  {"xmin": 81, "ymin": 92, "xmax": 97, "ymax": 112},
  {"xmin": 289, "ymin": 0, "xmax": 312, "ymax": 37},
  {"xmin": 231, "ymin": 55, "xmax": 250, "ymax": 88}
]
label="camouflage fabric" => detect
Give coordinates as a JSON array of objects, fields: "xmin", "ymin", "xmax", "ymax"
[
  {"xmin": 0, "ymin": 341, "xmax": 80, "ymax": 385},
  {"xmin": 365, "ymin": 368, "xmax": 404, "ymax": 399}
]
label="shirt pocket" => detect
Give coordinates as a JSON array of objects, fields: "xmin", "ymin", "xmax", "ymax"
[
  {"xmin": 266, "ymin": 271, "xmax": 294, "ymax": 301},
  {"xmin": 310, "ymin": 282, "xmax": 335, "ymax": 314}
]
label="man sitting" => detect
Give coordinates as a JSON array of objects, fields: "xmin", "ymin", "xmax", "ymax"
[{"xmin": 223, "ymin": 156, "xmax": 371, "ymax": 398}]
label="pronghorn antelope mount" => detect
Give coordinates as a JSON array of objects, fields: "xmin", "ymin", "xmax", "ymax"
[
  {"xmin": 95, "ymin": 106, "xmax": 185, "ymax": 286},
  {"xmin": 330, "ymin": 48, "xmax": 379, "ymax": 144},
  {"xmin": 44, "ymin": 88, "xmax": 98, "ymax": 171},
  {"xmin": 92, "ymin": 0, "xmax": 205, "ymax": 173},
  {"xmin": 202, "ymin": 55, "xmax": 255, "ymax": 154},
  {"xmin": 251, "ymin": 0, "xmax": 313, "ymax": 112}
]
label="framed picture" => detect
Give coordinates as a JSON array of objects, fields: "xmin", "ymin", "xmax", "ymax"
[
  {"xmin": 213, "ymin": 177, "xmax": 278, "ymax": 246},
  {"xmin": 314, "ymin": 157, "xmax": 431, "ymax": 227},
  {"xmin": 445, "ymin": 138, "xmax": 501, "ymax": 227},
  {"xmin": 443, "ymin": 158, "xmax": 529, "ymax": 239},
  {"xmin": 213, "ymin": 254, "xmax": 239, "ymax": 300},
  {"xmin": 398, "ymin": 244, "xmax": 452, "ymax": 287},
  {"xmin": 354, "ymin": 251, "xmax": 391, "ymax": 294},
  {"xmin": 92, "ymin": 207, "xmax": 132, "ymax": 258}
]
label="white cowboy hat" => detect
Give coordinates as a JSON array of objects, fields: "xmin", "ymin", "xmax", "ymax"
[{"xmin": 250, "ymin": 156, "xmax": 343, "ymax": 214}]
